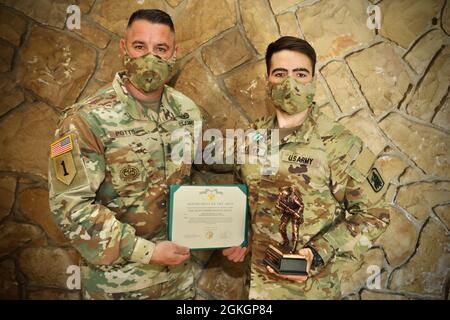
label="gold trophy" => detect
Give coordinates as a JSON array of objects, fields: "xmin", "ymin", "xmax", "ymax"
[{"xmin": 263, "ymin": 186, "xmax": 308, "ymax": 276}]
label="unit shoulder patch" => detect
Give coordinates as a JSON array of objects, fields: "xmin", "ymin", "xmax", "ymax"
[{"xmin": 367, "ymin": 167, "xmax": 385, "ymax": 193}]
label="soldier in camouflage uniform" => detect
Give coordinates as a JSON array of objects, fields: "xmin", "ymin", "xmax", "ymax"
[
  {"xmin": 231, "ymin": 37, "xmax": 390, "ymax": 299},
  {"xmin": 48, "ymin": 9, "xmax": 202, "ymax": 300}
]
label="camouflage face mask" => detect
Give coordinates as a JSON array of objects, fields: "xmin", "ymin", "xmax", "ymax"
[
  {"xmin": 124, "ymin": 48, "xmax": 176, "ymax": 93},
  {"xmin": 270, "ymin": 76, "xmax": 316, "ymax": 115}
]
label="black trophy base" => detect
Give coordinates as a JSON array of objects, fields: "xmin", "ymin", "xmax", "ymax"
[{"xmin": 263, "ymin": 244, "xmax": 308, "ymax": 276}]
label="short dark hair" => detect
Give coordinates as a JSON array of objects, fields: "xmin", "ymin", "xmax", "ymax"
[
  {"xmin": 127, "ymin": 9, "xmax": 175, "ymax": 32},
  {"xmin": 265, "ymin": 36, "xmax": 317, "ymax": 76}
]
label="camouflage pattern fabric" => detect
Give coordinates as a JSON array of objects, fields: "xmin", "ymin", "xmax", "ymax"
[
  {"xmin": 48, "ymin": 71, "xmax": 201, "ymax": 298},
  {"xmin": 270, "ymin": 76, "xmax": 316, "ymax": 114},
  {"xmin": 124, "ymin": 49, "xmax": 176, "ymax": 93},
  {"xmin": 237, "ymin": 103, "xmax": 390, "ymax": 299}
]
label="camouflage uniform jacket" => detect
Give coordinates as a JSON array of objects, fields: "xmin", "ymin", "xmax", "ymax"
[
  {"xmin": 48, "ymin": 72, "xmax": 202, "ymax": 294},
  {"xmin": 237, "ymin": 103, "xmax": 390, "ymax": 299}
]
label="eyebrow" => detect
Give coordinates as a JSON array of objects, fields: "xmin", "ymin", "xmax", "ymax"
[
  {"xmin": 293, "ymin": 68, "xmax": 310, "ymax": 74},
  {"xmin": 271, "ymin": 68, "xmax": 288, "ymax": 75},
  {"xmin": 130, "ymin": 41, "xmax": 170, "ymax": 48},
  {"xmin": 271, "ymin": 67, "xmax": 311, "ymax": 74}
]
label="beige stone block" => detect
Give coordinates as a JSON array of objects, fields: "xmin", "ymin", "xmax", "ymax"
[
  {"xmin": 374, "ymin": 155, "xmax": 409, "ymax": 185},
  {"xmin": 76, "ymin": 0, "xmax": 95, "ymax": 13},
  {"xmin": 0, "ymin": 102, "xmax": 58, "ymax": 178},
  {"xmin": 78, "ymin": 80, "xmax": 108, "ymax": 102},
  {"xmin": 0, "ymin": 0, "xmax": 70, "ymax": 29},
  {"xmin": 0, "ymin": 7, "xmax": 27, "ymax": 46},
  {"xmin": 201, "ymin": 29, "xmax": 252, "ymax": 75},
  {"xmin": 240, "ymin": 0, "xmax": 279, "ymax": 55},
  {"xmin": 0, "ymin": 222, "xmax": 43, "ymax": 258},
  {"xmin": 276, "ymin": 12, "xmax": 301, "ymax": 37},
  {"xmin": 347, "ymin": 43, "xmax": 411, "ymax": 116},
  {"xmin": 404, "ymin": 29, "xmax": 447, "ymax": 75},
  {"xmin": 269, "ymin": 0, "xmax": 301, "ymax": 14},
  {"xmin": 339, "ymin": 110, "xmax": 387, "ymax": 155},
  {"xmin": 0, "ymin": 176, "xmax": 16, "ymax": 221},
  {"xmin": 380, "ymin": 113, "xmax": 450, "ymax": 179},
  {"xmin": 399, "ymin": 167, "xmax": 422, "ymax": 184},
  {"xmin": 390, "ymin": 219, "xmax": 450, "ymax": 296},
  {"xmin": 432, "ymin": 95, "xmax": 449, "ymax": 130},
  {"xmin": 0, "ymin": 42, "xmax": 14, "ymax": 72},
  {"xmin": 0, "ymin": 78, "xmax": 25, "ymax": 117},
  {"xmin": 385, "ymin": 184, "xmax": 397, "ymax": 204},
  {"xmin": 443, "ymin": 1, "xmax": 450, "ymax": 35},
  {"xmin": 314, "ymin": 79, "xmax": 329, "ymax": 107},
  {"xmin": 360, "ymin": 290, "xmax": 410, "ymax": 300},
  {"xmin": 166, "ymin": 0, "xmax": 183, "ymax": 8},
  {"xmin": 18, "ymin": 187, "xmax": 69, "ymax": 245},
  {"xmin": 297, "ymin": 0, "xmax": 374, "ymax": 61},
  {"xmin": 95, "ymin": 40, "xmax": 122, "ymax": 83},
  {"xmin": 0, "ymin": 260, "xmax": 20, "ymax": 299},
  {"xmin": 91, "ymin": 0, "xmax": 166, "ymax": 37},
  {"xmin": 406, "ymin": 47, "xmax": 450, "ymax": 121},
  {"xmin": 379, "ymin": 0, "xmax": 444, "ymax": 49},
  {"xmin": 174, "ymin": 57, "xmax": 248, "ymax": 130},
  {"xmin": 396, "ymin": 182, "xmax": 450, "ymax": 220},
  {"xmin": 175, "ymin": 0, "xmax": 236, "ymax": 58},
  {"xmin": 17, "ymin": 26, "xmax": 96, "ymax": 109},
  {"xmin": 376, "ymin": 207, "xmax": 418, "ymax": 268},
  {"xmin": 224, "ymin": 60, "xmax": 274, "ymax": 121},
  {"xmin": 198, "ymin": 251, "xmax": 248, "ymax": 299},
  {"xmin": 19, "ymin": 247, "xmax": 80, "ymax": 288},
  {"xmin": 319, "ymin": 103, "xmax": 336, "ymax": 119},
  {"xmin": 321, "ymin": 61, "xmax": 364, "ymax": 114},
  {"xmin": 72, "ymin": 18, "xmax": 110, "ymax": 49},
  {"xmin": 338, "ymin": 248, "xmax": 386, "ymax": 296},
  {"xmin": 433, "ymin": 205, "xmax": 449, "ymax": 229}
]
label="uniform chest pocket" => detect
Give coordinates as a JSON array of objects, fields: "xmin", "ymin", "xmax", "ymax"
[{"xmin": 109, "ymin": 160, "xmax": 148, "ymax": 197}]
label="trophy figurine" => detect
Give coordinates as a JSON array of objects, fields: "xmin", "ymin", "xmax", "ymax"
[{"xmin": 263, "ymin": 186, "xmax": 308, "ymax": 276}]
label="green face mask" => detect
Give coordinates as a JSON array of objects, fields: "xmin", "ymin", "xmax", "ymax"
[
  {"xmin": 270, "ymin": 76, "xmax": 316, "ymax": 115},
  {"xmin": 124, "ymin": 48, "xmax": 176, "ymax": 93}
]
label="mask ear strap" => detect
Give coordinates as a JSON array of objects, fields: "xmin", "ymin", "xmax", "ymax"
[{"xmin": 123, "ymin": 42, "xmax": 131, "ymax": 56}]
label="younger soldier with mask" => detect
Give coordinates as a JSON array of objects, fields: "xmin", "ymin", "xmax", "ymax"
[
  {"xmin": 48, "ymin": 9, "xmax": 202, "ymax": 299},
  {"xmin": 231, "ymin": 36, "xmax": 390, "ymax": 299}
]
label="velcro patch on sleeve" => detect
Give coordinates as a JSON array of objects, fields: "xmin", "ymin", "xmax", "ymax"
[
  {"xmin": 50, "ymin": 134, "xmax": 73, "ymax": 158},
  {"xmin": 52, "ymin": 152, "xmax": 77, "ymax": 186},
  {"xmin": 352, "ymin": 148, "xmax": 376, "ymax": 176}
]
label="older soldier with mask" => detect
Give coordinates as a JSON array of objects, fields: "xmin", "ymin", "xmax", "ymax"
[
  {"xmin": 225, "ymin": 36, "xmax": 390, "ymax": 299},
  {"xmin": 48, "ymin": 9, "xmax": 202, "ymax": 300}
]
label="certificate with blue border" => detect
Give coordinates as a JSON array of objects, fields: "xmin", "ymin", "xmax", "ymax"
[{"xmin": 168, "ymin": 184, "xmax": 248, "ymax": 250}]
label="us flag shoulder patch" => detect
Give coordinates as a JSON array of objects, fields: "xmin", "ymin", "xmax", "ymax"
[{"xmin": 50, "ymin": 134, "xmax": 73, "ymax": 158}]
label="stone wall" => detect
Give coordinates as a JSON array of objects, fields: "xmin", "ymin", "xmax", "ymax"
[{"xmin": 0, "ymin": 0, "xmax": 448, "ymax": 300}]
